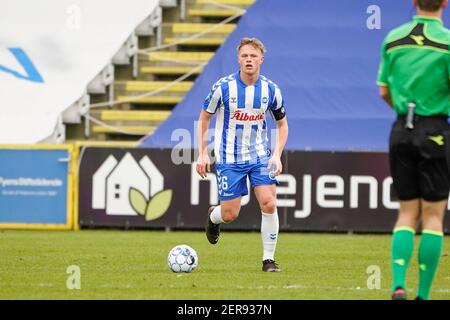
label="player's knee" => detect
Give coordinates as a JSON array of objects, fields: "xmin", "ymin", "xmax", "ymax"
[
  {"xmin": 260, "ymin": 198, "xmax": 276, "ymax": 213},
  {"xmin": 222, "ymin": 207, "xmax": 239, "ymax": 223}
]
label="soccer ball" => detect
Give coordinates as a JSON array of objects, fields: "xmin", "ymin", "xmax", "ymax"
[{"xmin": 167, "ymin": 244, "xmax": 198, "ymax": 273}]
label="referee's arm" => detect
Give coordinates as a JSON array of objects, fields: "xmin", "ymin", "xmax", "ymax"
[
  {"xmin": 379, "ymin": 85, "xmax": 393, "ymax": 108},
  {"xmin": 377, "ymin": 39, "xmax": 393, "ymax": 108}
]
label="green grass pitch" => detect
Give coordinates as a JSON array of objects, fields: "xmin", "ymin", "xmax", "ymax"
[{"xmin": 0, "ymin": 230, "xmax": 448, "ymax": 300}]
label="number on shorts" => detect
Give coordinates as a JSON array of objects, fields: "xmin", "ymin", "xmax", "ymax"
[{"xmin": 218, "ymin": 176, "xmax": 228, "ymax": 191}]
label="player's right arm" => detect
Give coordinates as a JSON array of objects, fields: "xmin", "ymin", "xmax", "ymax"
[{"xmin": 196, "ymin": 110, "xmax": 213, "ymax": 178}]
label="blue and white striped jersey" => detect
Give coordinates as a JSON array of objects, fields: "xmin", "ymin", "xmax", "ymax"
[{"xmin": 203, "ymin": 71, "xmax": 285, "ymax": 164}]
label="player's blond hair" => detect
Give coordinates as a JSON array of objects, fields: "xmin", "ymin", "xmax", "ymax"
[{"xmin": 237, "ymin": 37, "xmax": 266, "ymax": 55}]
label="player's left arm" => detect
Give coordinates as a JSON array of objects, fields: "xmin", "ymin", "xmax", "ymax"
[
  {"xmin": 268, "ymin": 116, "xmax": 288, "ymax": 177},
  {"xmin": 268, "ymin": 85, "xmax": 288, "ymax": 176}
]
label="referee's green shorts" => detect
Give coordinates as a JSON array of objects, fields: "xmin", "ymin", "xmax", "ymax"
[{"xmin": 389, "ymin": 115, "xmax": 450, "ymax": 202}]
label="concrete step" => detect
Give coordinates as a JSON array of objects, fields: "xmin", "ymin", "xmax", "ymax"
[
  {"xmin": 171, "ymin": 22, "xmax": 235, "ymax": 34},
  {"xmin": 164, "ymin": 37, "xmax": 224, "ymax": 46},
  {"xmin": 67, "ymin": 140, "xmax": 139, "ymax": 147},
  {"xmin": 99, "ymin": 110, "xmax": 171, "ymax": 122},
  {"xmin": 116, "ymin": 95, "xmax": 182, "ymax": 105},
  {"xmin": 142, "ymin": 51, "xmax": 214, "ymax": 62},
  {"xmin": 188, "ymin": 8, "xmax": 244, "ymax": 18},
  {"xmin": 196, "ymin": 0, "xmax": 254, "ymax": 5},
  {"xmin": 116, "ymin": 80, "xmax": 193, "ymax": 93},
  {"xmin": 140, "ymin": 66, "xmax": 204, "ymax": 75},
  {"xmin": 92, "ymin": 125, "xmax": 156, "ymax": 135}
]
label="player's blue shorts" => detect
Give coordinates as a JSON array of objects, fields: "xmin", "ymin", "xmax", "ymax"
[{"xmin": 214, "ymin": 161, "xmax": 279, "ymax": 201}]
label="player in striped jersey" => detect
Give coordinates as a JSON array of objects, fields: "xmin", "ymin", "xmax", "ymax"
[{"xmin": 196, "ymin": 38, "xmax": 289, "ymax": 272}]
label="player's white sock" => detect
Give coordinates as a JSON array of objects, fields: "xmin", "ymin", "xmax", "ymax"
[
  {"xmin": 210, "ymin": 205, "xmax": 224, "ymax": 224},
  {"xmin": 261, "ymin": 210, "xmax": 279, "ymax": 261}
]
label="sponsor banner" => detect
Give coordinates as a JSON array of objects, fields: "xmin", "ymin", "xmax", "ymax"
[
  {"xmin": 79, "ymin": 147, "xmax": 271, "ymax": 229},
  {"xmin": 283, "ymin": 151, "xmax": 397, "ymax": 232},
  {"xmin": 79, "ymin": 148, "xmax": 187, "ymax": 228},
  {"xmin": 0, "ymin": 147, "xmax": 72, "ymax": 228},
  {"xmin": 78, "ymin": 148, "xmax": 450, "ymax": 233}
]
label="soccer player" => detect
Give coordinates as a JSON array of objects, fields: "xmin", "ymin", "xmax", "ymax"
[
  {"xmin": 377, "ymin": 0, "xmax": 449, "ymax": 300},
  {"xmin": 196, "ymin": 37, "xmax": 288, "ymax": 272}
]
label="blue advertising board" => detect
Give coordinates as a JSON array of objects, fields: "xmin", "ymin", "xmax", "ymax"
[{"xmin": 0, "ymin": 146, "xmax": 73, "ymax": 229}]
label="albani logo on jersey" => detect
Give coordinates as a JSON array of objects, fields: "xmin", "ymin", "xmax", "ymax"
[{"xmin": 231, "ymin": 110, "xmax": 264, "ymax": 121}]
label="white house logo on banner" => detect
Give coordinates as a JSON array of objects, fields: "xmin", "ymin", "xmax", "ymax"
[{"xmin": 92, "ymin": 152, "xmax": 172, "ymax": 220}]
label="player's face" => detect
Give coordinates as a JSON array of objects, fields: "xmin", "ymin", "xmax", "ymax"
[{"xmin": 238, "ymin": 44, "xmax": 264, "ymax": 77}]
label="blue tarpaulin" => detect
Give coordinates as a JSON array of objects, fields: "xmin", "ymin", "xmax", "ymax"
[{"xmin": 140, "ymin": 0, "xmax": 449, "ymax": 151}]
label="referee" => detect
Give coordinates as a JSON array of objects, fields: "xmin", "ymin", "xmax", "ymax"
[{"xmin": 377, "ymin": 0, "xmax": 449, "ymax": 300}]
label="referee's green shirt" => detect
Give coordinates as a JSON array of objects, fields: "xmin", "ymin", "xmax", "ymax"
[{"xmin": 377, "ymin": 16, "xmax": 450, "ymax": 116}]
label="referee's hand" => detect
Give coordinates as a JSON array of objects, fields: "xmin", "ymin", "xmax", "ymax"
[
  {"xmin": 267, "ymin": 154, "xmax": 282, "ymax": 176},
  {"xmin": 196, "ymin": 153, "xmax": 211, "ymax": 178}
]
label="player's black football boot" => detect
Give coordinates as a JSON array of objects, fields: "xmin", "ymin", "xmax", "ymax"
[
  {"xmin": 206, "ymin": 206, "xmax": 220, "ymax": 245},
  {"xmin": 262, "ymin": 259, "xmax": 281, "ymax": 272}
]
